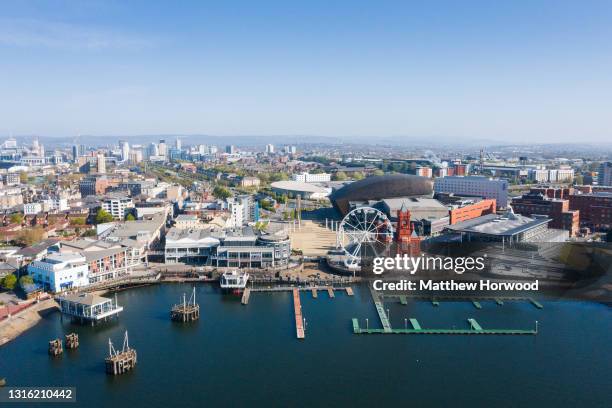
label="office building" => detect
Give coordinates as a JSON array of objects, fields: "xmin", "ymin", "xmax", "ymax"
[
  {"xmin": 101, "ymin": 195, "xmax": 134, "ymax": 220},
  {"xmin": 512, "ymin": 191, "xmax": 579, "ymax": 236},
  {"xmin": 434, "ymin": 176, "xmax": 508, "ymax": 209},
  {"xmin": 598, "ymin": 162, "xmax": 612, "ymax": 186}
]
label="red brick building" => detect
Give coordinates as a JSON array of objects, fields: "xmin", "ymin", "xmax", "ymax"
[
  {"xmin": 568, "ymin": 192, "xmax": 612, "ymax": 230},
  {"xmin": 512, "ymin": 191, "xmax": 579, "ymax": 236}
]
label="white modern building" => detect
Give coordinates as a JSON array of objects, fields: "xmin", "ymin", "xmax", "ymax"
[
  {"xmin": 102, "ymin": 196, "xmax": 134, "ymax": 220},
  {"xmin": 120, "ymin": 140, "xmax": 130, "ymax": 162},
  {"xmin": 24, "ymin": 202, "xmax": 43, "ymax": 215},
  {"xmin": 265, "ymin": 144, "xmax": 275, "ymax": 154},
  {"xmin": 292, "ymin": 172, "xmax": 331, "ymax": 183},
  {"xmin": 174, "ymin": 214, "xmax": 203, "ymax": 229},
  {"xmin": 28, "ymin": 253, "xmax": 89, "ymax": 292},
  {"xmin": 434, "ymin": 176, "xmax": 508, "ymax": 209}
]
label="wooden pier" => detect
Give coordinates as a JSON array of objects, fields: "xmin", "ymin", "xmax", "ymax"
[
  {"xmin": 293, "ymin": 289, "xmax": 305, "ymax": 339},
  {"xmin": 48, "ymin": 338, "xmax": 63, "ymax": 356},
  {"xmin": 65, "ymin": 333, "xmax": 79, "ymax": 349},
  {"xmin": 241, "ymin": 288, "xmax": 251, "ymax": 305},
  {"xmin": 105, "ymin": 331, "xmax": 137, "ymax": 375},
  {"xmin": 345, "ymin": 287, "xmax": 354, "ymax": 296},
  {"xmin": 311, "ymin": 288, "xmax": 318, "ymax": 298},
  {"xmin": 170, "ymin": 287, "xmax": 200, "ymax": 322},
  {"xmin": 327, "ymin": 287, "xmax": 335, "ymax": 298},
  {"xmin": 370, "ymin": 288, "xmax": 392, "ymax": 333}
]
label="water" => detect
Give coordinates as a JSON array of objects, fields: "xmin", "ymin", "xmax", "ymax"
[{"xmin": 0, "ymin": 284, "xmax": 610, "ymax": 407}]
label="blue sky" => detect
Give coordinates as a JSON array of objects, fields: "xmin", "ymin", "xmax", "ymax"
[{"xmin": 0, "ymin": 0, "xmax": 611, "ymax": 143}]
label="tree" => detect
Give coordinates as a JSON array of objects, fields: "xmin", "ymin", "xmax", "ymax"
[
  {"xmin": 16, "ymin": 227, "xmax": 45, "ymax": 246},
  {"xmin": 9, "ymin": 213, "xmax": 23, "ymax": 224},
  {"xmin": 82, "ymin": 229, "xmax": 97, "ymax": 237},
  {"xmin": 95, "ymin": 208, "xmax": 114, "ymax": 225},
  {"xmin": 333, "ymin": 171, "xmax": 347, "ymax": 181},
  {"xmin": 72, "ymin": 217, "xmax": 86, "ymax": 225},
  {"xmin": 353, "ymin": 171, "xmax": 365, "ymax": 180},
  {"xmin": 18, "ymin": 275, "xmax": 33, "ymax": 288},
  {"xmin": 19, "ymin": 172, "xmax": 28, "ymax": 184},
  {"xmin": 213, "ymin": 185, "xmax": 231, "ymax": 200},
  {"xmin": 373, "ymin": 169, "xmax": 385, "ymax": 176},
  {"xmin": 1, "ymin": 274, "xmax": 17, "ymax": 290},
  {"xmin": 125, "ymin": 213, "xmax": 136, "ymax": 221}
]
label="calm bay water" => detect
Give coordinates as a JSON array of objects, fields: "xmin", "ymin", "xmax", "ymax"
[{"xmin": 0, "ymin": 284, "xmax": 610, "ymax": 407}]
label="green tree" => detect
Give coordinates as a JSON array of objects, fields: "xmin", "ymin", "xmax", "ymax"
[
  {"xmin": 18, "ymin": 275, "xmax": 33, "ymax": 288},
  {"xmin": 72, "ymin": 217, "xmax": 86, "ymax": 225},
  {"xmin": 19, "ymin": 172, "xmax": 28, "ymax": 184},
  {"xmin": 1, "ymin": 274, "xmax": 17, "ymax": 290},
  {"xmin": 213, "ymin": 185, "xmax": 232, "ymax": 200},
  {"xmin": 372, "ymin": 169, "xmax": 385, "ymax": 176},
  {"xmin": 95, "ymin": 208, "xmax": 114, "ymax": 224},
  {"xmin": 125, "ymin": 213, "xmax": 136, "ymax": 221},
  {"xmin": 9, "ymin": 213, "xmax": 23, "ymax": 224},
  {"xmin": 333, "ymin": 171, "xmax": 347, "ymax": 181},
  {"xmin": 353, "ymin": 171, "xmax": 365, "ymax": 180},
  {"xmin": 82, "ymin": 229, "xmax": 97, "ymax": 237}
]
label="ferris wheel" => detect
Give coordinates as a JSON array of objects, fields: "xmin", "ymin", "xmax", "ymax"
[{"xmin": 338, "ymin": 207, "xmax": 394, "ymax": 268}]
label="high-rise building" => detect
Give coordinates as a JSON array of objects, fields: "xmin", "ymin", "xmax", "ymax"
[
  {"xmin": 158, "ymin": 139, "xmax": 167, "ymax": 157},
  {"xmin": 265, "ymin": 144, "xmax": 275, "ymax": 154},
  {"xmin": 120, "ymin": 140, "xmax": 130, "ymax": 162},
  {"xmin": 434, "ymin": 176, "xmax": 508, "ymax": 209},
  {"xmin": 175, "ymin": 137, "xmax": 182, "ymax": 150},
  {"xmin": 97, "ymin": 153, "xmax": 106, "ymax": 174},
  {"xmin": 72, "ymin": 145, "xmax": 78, "ymax": 162},
  {"xmin": 147, "ymin": 143, "xmax": 159, "ymax": 159},
  {"xmin": 226, "ymin": 145, "xmax": 236, "ymax": 154},
  {"xmin": 598, "ymin": 162, "xmax": 612, "ymax": 186}
]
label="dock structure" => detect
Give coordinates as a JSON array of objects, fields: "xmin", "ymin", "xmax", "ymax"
[
  {"xmin": 352, "ymin": 318, "xmax": 537, "ymax": 335},
  {"xmin": 105, "ymin": 331, "xmax": 137, "ymax": 375},
  {"xmin": 241, "ymin": 288, "xmax": 251, "ymax": 305},
  {"xmin": 370, "ymin": 288, "xmax": 392, "ymax": 333},
  {"xmin": 345, "ymin": 287, "xmax": 354, "ymax": 296},
  {"xmin": 530, "ymin": 298, "xmax": 544, "ymax": 309},
  {"xmin": 48, "ymin": 339, "xmax": 63, "ymax": 356},
  {"xmin": 432, "ymin": 298, "xmax": 440, "ymax": 307},
  {"xmin": 57, "ymin": 293, "xmax": 123, "ymax": 325},
  {"xmin": 311, "ymin": 288, "xmax": 318, "ymax": 298},
  {"xmin": 495, "ymin": 298, "xmax": 504, "ymax": 305},
  {"xmin": 65, "ymin": 333, "xmax": 79, "ymax": 349},
  {"xmin": 293, "ymin": 289, "xmax": 305, "ymax": 339},
  {"xmin": 171, "ymin": 287, "xmax": 200, "ymax": 322},
  {"xmin": 399, "ymin": 296, "xmax": 407, "ymax": 305},
  {"xmin": 472, "ymin": 300, "xmax": 482, "ymax": 309},
  {"xmin": 327, "ymin": 287, "xmax": 335, "ymax": 298}
]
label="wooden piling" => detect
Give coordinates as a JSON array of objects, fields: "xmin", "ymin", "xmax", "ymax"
[
  {"xmin": 170, "ymin": 287, "xmax": 200, "ymax": 322},
  {"xmin": 65, "ymin": 333, "xmax": 79, "ymax": 349},
  {"xmin": 105, "ymin": 331, "xmax": 137, "ymax": 375},
  {"xmin": 48, "ymin": 339, "xmax": 63, "ymax": 356}
]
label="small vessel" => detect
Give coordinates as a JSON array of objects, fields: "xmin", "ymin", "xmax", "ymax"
[
  {"xmin": 1, "ymin": 377, "xmax": 6, "ymax": 387},
  {"xmin": 220, "ymin": 271, "xmax": 249, "ymax": 294}
]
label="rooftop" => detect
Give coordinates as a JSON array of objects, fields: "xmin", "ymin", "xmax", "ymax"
[
  {"xmin": 446, "ymin": 213, "xmax": 551, "ymax": 236},
  {"xmin": 271, "ymin": 180, "xmax": 330, "ymax": 194},
  {"xmin": 59, "ymin": 293, "xmax": 112, "ymax": 306}
]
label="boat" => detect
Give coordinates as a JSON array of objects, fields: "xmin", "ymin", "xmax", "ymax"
[
  {"xmin": 220, "ymin": 271, "xmax": 249, "ymax": 294},
  {"xmin": 0, "ymin": 377, "xmax": 6, "ymax": 387}
]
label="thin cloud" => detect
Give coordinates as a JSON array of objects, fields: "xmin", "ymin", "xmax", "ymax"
[{"xmin": 0, "ymin": 18, "xmax": 154, "ymax": 50}]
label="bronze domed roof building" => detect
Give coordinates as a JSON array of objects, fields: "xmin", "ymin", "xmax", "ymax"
[{"xmin": 330, "ymin": 174, "xmax": 433, "ymax": 216}]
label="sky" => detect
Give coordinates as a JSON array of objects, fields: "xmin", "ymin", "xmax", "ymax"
[{"xmin": 0, "ymin": 0, "xmax": 611, "ymax": 144}]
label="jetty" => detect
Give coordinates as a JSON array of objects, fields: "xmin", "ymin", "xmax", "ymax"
[
  {"xmin": 65, "ymin": 333, "xmax": 79, "ymax": 349},
  {"xmin": 293, "ymin": 289, "xmax": 305, "ymax": 339},
  {"xmin": 105, "ymin": 331, "xmax": 137, "ymax": 375},
  {"xmin": 327, "ymin": 287, "xmax": 335, "ymax": 298},
  {"xmin": 170, "ymin": 287, "xmax": 200, "ymax": 322},
  {"xmin": 312, "ymin": 288, "xmax": 318, "ymax": 298},
  {"xmin": 352, "ymin": 317, "xmax": 537, "ymax": 335},
  {"xmin": 472, "ymin": 300, "xmax": 482, "ymax": 309},
  {"xmin": 370, "ymin": 288, "xmax": 391, "ymax": 333},
  {"xmin": 345, "ymin": 287, "xmax": 354, "ymax": 296},
  {"xmin": 48, "ymin": 338, "xmax": 63, "ymax": 356},
  {"xmin": 241, "ymin": 288, "xmax": 251, "ymax": 305}
]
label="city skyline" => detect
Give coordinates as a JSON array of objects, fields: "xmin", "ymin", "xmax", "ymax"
[{"xmin": 0, "ymin": 1, "xmax": 611, "ymax": 143}]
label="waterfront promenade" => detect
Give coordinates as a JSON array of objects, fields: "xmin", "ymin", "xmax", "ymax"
[{"xmin": 0, "ymin": 297, "xmax": 58, "ymax": 346}]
